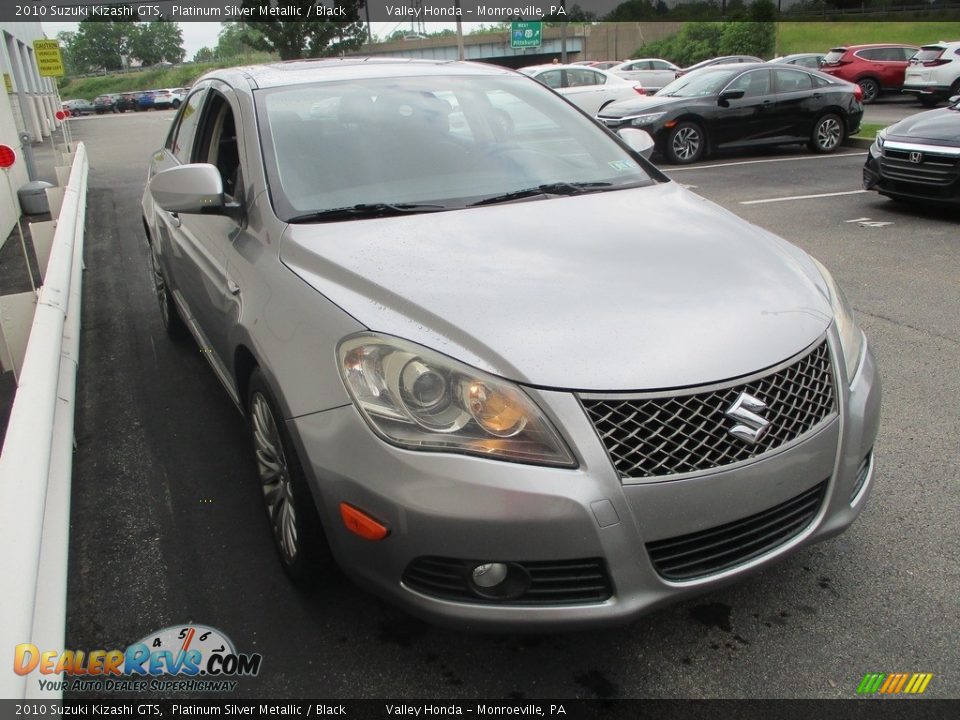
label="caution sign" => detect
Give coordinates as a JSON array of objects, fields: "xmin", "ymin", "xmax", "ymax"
[{"xmin": 33, "ymin": 40, "xmax": 65, "ymax": 78}]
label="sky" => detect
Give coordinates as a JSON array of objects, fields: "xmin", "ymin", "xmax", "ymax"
[{"xmin": 40, "ymin": 21, "xmax": 480, "ymax": 59}]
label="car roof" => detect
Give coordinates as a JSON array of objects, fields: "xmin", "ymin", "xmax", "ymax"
[
  {"xmin": 200, "ymin": 58, "xmax": 516, "ymax": 90},
  {"xmin": 831, "ymin": 44, "xmax": 917, "ymax": 50}
]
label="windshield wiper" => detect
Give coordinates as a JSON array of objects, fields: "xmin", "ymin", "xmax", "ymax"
[
  {"xmin": 470, "ymin": 182, "xmax": 614, "ymax": 207},
  {"xmin": 287, "ymin": 202, "xmax": 449, "ymax": 223}
]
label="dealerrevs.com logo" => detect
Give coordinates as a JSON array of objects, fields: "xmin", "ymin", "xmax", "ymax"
[{"xmin": 14, "ymin": 624, "xmax": 262, "ymax": 693}]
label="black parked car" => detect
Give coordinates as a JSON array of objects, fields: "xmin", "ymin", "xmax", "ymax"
[
  {"xmin": 115, "ymin": 93, "xmax": 138, "ymax": 113},
  {"xmin": 597, "ymin": 64, "xmax": 864, "ymax": 164},
  {"xmin": 863, "ymin": 95, "xmax": 960, "ymax": 205},
  {"xmin": 93, "ymin": 94, "xmax": 118, "ymax": 114}
]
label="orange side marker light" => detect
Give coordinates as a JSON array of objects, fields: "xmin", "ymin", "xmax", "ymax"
[{"xmin": 340, "ymin": 503, "xmax": 389, "ymax": 541}]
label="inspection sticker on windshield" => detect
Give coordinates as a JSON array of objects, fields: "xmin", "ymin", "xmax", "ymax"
[{"xmin": 608, "ymin": 159, "xmax": 638, "ymax": 172}]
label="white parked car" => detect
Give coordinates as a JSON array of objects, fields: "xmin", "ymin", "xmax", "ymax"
[
  {"xmin": 902, "ymin": 41, "xmax": 960, "ymax": 107},
  {"xmin": 519, "ymin": 65, "xmax": 644, "ymax": 115},
  {"xmin": 608, "ymin": 58, "xmax": 681, "ymax": 93}
]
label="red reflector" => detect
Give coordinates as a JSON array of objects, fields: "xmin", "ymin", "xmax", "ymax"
[
  {"xmin": 853, "ymin": 85, "xmax": 863, "ymax": 102},
  {"xmin": 0, "ymin": 144, "xmax": 15, "ymax": 169},
  {"xmin": 664, "ymin": 119, "xmax": 678, "ymax": 128},
  {"xmin": 340, "ymin": 503, "xmax": 389, "ymax": 541},
  {"xmin": 634, "ymin": 85, "xmax": 645, "ymax": 94}
]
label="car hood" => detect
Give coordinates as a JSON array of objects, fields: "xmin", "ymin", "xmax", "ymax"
[
  {"xmin": 598, "ymin": 95, "xmax": 695, "ymax": 119},
  {"xmin": 280, "ymin": 183, "xmax": 832, "ymax": 391},
  {"xmin": 887, "ymin": 106, "xmax": 960, "ymax": 143}
]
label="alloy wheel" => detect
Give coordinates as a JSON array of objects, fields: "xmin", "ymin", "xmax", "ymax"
[
  {"xmin": 858, "ymin": 79, "xmax": 879, "ymax": 104},
  {"xmin": 672, "ymin": 126, "xmax": 701, "ymax": 162},
  {"xmin": 251, "ymin": 392, "xmax": 298, "ymax": 564},
  {"xmin": 817, "ymin": 117, "xmax": 842, "ymax": 151}
]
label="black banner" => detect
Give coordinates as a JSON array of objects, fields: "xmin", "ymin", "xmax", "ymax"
[
  {"xmin": 4, "ymin": 0, "xmax": 960, "ymax": 24},
  {"xmin": 1, "ymin": 699, "xmax": 958, "ymax": 720}
]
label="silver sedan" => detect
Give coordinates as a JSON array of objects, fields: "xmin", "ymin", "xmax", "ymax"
[{"xmin": 141, "ymin": 59, "xmax": 880, "ymax": 631}]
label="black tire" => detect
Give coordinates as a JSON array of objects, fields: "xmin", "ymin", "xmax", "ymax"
[
  {"xmin": 858, "ymin": 78, "xmax": 880, "ymax": 105},
  {"xmin": 148, "ymin": 242, "xmax": 188, "ymax": 341},
  {"xmin": 809, "ymin": 113, "xmax": 844, "ymax": 154},
  {"xmin": 247, "ymin": 369, "xmax": 332, "ymax": 584},
  {"xmin": 171, "ymin": 99, "xmax": 181, "ymax": 109},
  {"xmin": 918, "ymin": 95, "xmax": 940, "ymax": 108},
  {"xmin": 665, "ymin": 120, "xmax": 706, "ymax": 164}
]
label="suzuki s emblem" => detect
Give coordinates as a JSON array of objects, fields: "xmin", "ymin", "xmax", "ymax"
[
  {"xmin": 725, "ymin": 392, "xmax": 771, "ymax": 445},
  {"xmin": 909, "ymin": 151, "xmax": 923, "ymax": 164}
]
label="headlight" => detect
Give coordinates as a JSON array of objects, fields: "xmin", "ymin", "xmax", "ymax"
[
  {"xmin": 811, "ymin": 259, "xmax": 864, "ymax": 385},
  {"xmin": 629, "ymin": 112, "xmax": 666, "ymax": 127},
  {"xmin": 870, "ymin": 129, "xmax": 887, "ymax": 157},
  {"xmin": 337, "ymin": 334, "xmax": 576, "ymax": 467}
]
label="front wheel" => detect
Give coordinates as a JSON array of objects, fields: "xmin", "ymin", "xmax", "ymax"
[
  {"xmin": 918, "ymin": 95, "xmax": 940, "ymax": 108},
  {"xmin": 858, "ymin": 78, "xmax": 880, "ymax": 104},
  {"xmin": 248, "ymin": 369, "xmax": 332, "ymax": 584},
  {"xmin": 666, "ymin": 121, "xmax": 706, "ymax": 164},
  {"xmin": 809, "ymin": 114, "xmax": 844, "ymax": 154}
]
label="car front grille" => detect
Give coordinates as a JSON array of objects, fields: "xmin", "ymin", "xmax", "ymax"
[
  {"xmin": 880, "ymin": 149, "xmax": 960, "ymax": 187},
  {"xmin": 402, "ymin": 557, "xmax": 612, "ymax": 605},
  {"xmin": 645, "ymin": 480, "xmax": 828, "ymax": 581},
  {"xmin": 582, "ymin": 340, "xmax": 835, "ymax": 479}
]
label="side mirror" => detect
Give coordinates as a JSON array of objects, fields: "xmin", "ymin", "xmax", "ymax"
[
  {"xmin": 150, "ymin": 163, "xmax": 225, "ymax": 214},
  {"xmin": 617, "ymin": 128, "xmax": 655, "ymax": 159},
  {"xmin": 718, "ymin": 89, "xmax": 745, "ymax": 103}
]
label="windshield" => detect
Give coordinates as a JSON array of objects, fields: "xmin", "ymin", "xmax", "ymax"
[
  {"xmin": 255, "ymin": 75, "xmax": 654, "ymax": 221},
  {"xmin": 656, "ymin": 68, "xmax": 740, "ymax": 97}
]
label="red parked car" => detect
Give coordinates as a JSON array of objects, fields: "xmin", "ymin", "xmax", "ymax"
[{"xmin": 819, "ymin": 44, "xmax": 918, "ymax": 104}]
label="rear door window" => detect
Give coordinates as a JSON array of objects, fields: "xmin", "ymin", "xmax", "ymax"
[{"xmin": 774, "ymin": 69, "xmax": 813, "ymax": 93}]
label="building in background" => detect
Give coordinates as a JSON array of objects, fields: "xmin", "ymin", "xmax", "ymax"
[{"xmin": 0, "ymin": 22, "xmax": 61, "ymax": 244}]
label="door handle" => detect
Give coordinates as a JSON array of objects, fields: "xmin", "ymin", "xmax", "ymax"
[{"xmin": 227, "ymin": 278, "xmax": 241, "ymax": 296}]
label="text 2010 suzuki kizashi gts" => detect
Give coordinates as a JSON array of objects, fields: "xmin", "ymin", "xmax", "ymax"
[{"xmin": 142, "ymin": 59, "xmax": 880, "ymax": 631}]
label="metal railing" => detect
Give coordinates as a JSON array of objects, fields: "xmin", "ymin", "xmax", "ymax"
[{"xmin": 0, "ymin": 142, "xmax": 88, "ymax": 700}]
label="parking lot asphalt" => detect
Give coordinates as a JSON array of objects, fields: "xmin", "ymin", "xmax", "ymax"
[{"xmin": 63, "ymin": 110, "xmax": 958, "ymax": 700}]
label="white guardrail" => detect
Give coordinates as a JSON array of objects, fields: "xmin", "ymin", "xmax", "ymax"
[{"xmin": 0, "ymin": 142, "xmax": 88, "ymax": 700}]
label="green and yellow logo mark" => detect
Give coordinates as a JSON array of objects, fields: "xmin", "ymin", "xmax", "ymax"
[{"xmin": 857, "ymin": 673, "xmax": 933, "ymax": 695}]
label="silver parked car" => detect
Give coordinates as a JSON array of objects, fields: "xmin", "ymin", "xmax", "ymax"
[
  {"xmin": 608, "ymin": 58, "xmax": 682, "ymax": 93},
  {"xmin": 141, "ymin": 59, "xmax": 881, "ymax": 631}
]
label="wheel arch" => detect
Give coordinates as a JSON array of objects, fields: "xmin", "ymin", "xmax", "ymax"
[
  {"xmin": 816, "ymin": 106, "xmax": 851, "ymax": 134},
  {"xmin": 664, "ymin": 114, "xmax": 710, "ymax": 152},
  {"xmin": 233, "ymin": 343, "xmax": 261, "ymax": 416}
]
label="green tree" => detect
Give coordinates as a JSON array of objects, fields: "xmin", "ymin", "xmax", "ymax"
[
  {"xmin": 239, "ymin": 1, "xmax": 366, "ymax": 60},
  {"xmin": 127, "ymin": 20, "xmax": 185, "ymax": 66},
  {"xmin": 55, "ymin": 31, "xmax": 78, "ymax": 76},
  {"xmin": 193, "ymin": 47, "xmax": 216, "ymax": 63},
  {"xmin": 68, "ymin": 18, "xmax": 137, "ymax": 72},
  {"xmin": 217, "ymin": 22, "xmax": 263, "ymax": 59}
]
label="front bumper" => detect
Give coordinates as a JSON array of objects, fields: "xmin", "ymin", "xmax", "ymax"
[
  {"xmin": 864, "ymin": 143, "xmax": 960, "ymax": 204},
  {"xmin": 289, "ymin": 335, "xmax": 881, "ymax": 631}
]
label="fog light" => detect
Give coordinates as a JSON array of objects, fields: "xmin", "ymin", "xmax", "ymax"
[{"xmin": 472, "ymin": 563, "xmax": 508, "ymax": 588}]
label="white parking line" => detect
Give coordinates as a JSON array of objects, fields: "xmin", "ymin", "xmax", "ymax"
[
  {"xmin": 669, "ymin": 152, "xmax": 868, "ymax": 172},
  {"xmin": 740, "ymin": 189, "xmax": 869, "ymax": 205}
]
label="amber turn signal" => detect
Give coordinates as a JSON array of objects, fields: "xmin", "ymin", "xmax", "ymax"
[{"xmin": 340, "ymin": 502, "xmax": 389, "ymax": 541}]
